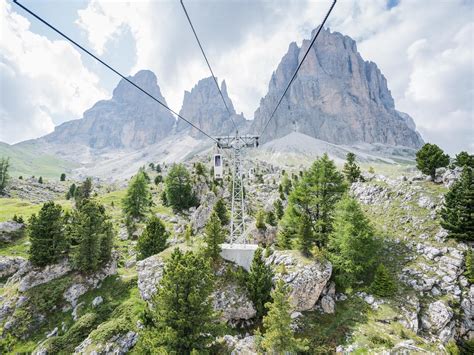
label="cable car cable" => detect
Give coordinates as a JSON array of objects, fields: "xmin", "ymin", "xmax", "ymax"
[
  {"xmin": 259, "ymin": 0, "xmax": 337, "ymax": 137},
  {"xmin": 180, "ymin": 0, "xmax": 239, "ymax": 134},
  {"xmin": 12, "ymin": 0, "xmax": 218, "ymax": 144}
]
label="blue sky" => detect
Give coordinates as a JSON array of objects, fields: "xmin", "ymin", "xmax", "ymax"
[{"xmin": 1, "ymin": 0, "xmax": 473, "ymax": 154}]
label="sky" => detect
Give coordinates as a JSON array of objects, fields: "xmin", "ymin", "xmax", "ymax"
[{"xmin": 0, "ymin": 0, "xmax": 473, "ymax": 154}]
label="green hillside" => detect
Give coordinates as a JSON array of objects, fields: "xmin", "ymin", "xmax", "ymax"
[{"xmin": 0, "ymin": 142, "xmax": 78, "ymax": 179}]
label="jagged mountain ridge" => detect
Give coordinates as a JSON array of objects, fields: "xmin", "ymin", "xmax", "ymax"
[
  {"xmin": 250, "ymin": 27, "xmax": 424, "ymax": 148},
  {"xmin": 41, "ymin": 70, "xmax": 176, "ymax": 150},
  {"xmin": 177, "ymin": 77, "xmax": 247, "ymax": 137}
]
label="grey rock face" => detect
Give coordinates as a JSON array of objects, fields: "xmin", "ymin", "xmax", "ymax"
[
  {"xmin": 212, "ymin": 283, "xmax": 256, "ymax": 323},
  {"xmin": 421, "ymin": 300, "xmax": 455, "ymax": 343},
  {"xmin": 0, "ymin": 221, "xmax": 24, "ymax": 243},
  {"xmin": 0, "ymin": 256, "xmax": 26, "ymax": 278},
  {"xmin": 43, "ymin": 70, "xmax": 175, "ymax": 150},
  {"xmin": 266, "ymin": 250, "xmax": 332, "ymax": 311},
  {"xmin": 251, "ymin": 27, "xmax": 424, "ymax": 148},
  {"xmin": 177, "ymin": 77, "xmax": 247, "ymax": 136},
  {"xmin": 74, "ymin": 330, "xmax": 138, "ymax": 355}
]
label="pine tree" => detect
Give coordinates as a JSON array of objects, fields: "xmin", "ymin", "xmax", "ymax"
[
  {"xmin": 148, "ymin": 249, "xmax": 218, "ymax": 353},
  {"xmin": 75, "ymin": 177, "xmax": 93, "ymax": 208},
  {"xmin": 213, "ymin": 198, "xmax": 229, "ymax": 225},
  {"xmin": 464, "ymin": 249, "xmax": 474, "ymax": 284},
  {"xmin": 154, "ymin": 175, "xmax": 163, "ymax": 185},
  {"xmin": 38, "ymin": 176, "xmax": 43, "ymax": 184},
  {"xmin": 255, "ymin": 209, "xmax": 267, "ymax": 230},
  {"xmin": 247, "ymin": 247, "xmax": 274, "ymax": 318},
  {"xmin": 259, "ymin": 280, "xmax": 307, "ymax": 353},
  {"xmin": 284, "ymin": 154, "xmax": 346, "ymax": 248},
  {"xmin": 66, "ymin": 183, "xmax": 76, "ymax": 200},
  {"xmin": 149, "ymin": 162, "xmax": 155, "ymax": 170},
  {"xmin": 204, "ymin": 212, "xmax": 226, "ymax": 261},
  {"xmin": 370, "ymin": 264, "xmax": 397, "ymax": 297},
  {"xmin": 453, "ymin": 151, "xmax": 474, "ymax": 168},
  {"xmin": 343, "ymin": 152, "xmax": 362, "ymax": 183},
  {"xmin": 29, "ymin": 202, "xmax": 68, "ymax": 266},
  {"xmin": 165, "ymin": 164, "xmax": 198, "ymax": 211},
  {"xmin": 70, "ymin": 200, "xmax": 114, "ymax": 273},
  {"xmin": 327, "ymin": 196, "xmax": 379, "ymax": 288},
  {"xmin": 416, "ymin": 143, "xmax": 450, "ymax": 179},
  {"xmin": 60, "ymin": 173, "xmax": 66, "ymax": 181},
  {"xmin": 266, "ymin": 210, "xmax": 276, "ymax": 226},
  {"xmin": 440, "ymin": 167, "xmax": 474, "ymax": 241},
  {"xmin": 156, "ymin": 164, "xmax": 162, "ymax": 173},
  {"xmin": 298, "ymin": 214, "xmax": 314, "ymax": 256},
  {"xmin": 137, "ymin": 216, "xmax": 169, "ymax": 260},
  {"xmin": 273, "ymin": 199, "xmax": 284, "ymax": 220},
  {"xmin": 0, "ymin": 157, "xmax": 10, "ymax": 195},
  {"xmin": 122, "ymin": 170, "xmax": 152, "ymax": 220}
]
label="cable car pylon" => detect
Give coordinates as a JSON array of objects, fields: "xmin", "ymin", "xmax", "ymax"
[{"xmin": 213, "ymin": 134, "xmax": 259, "ymax": 243}]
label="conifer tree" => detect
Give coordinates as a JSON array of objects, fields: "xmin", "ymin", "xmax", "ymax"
[
  {"xmin": 75, "ymin": 177, "xmax": 93, "ymax": 208},
  {"xmin": 156, "ymin": 163, "xmax": 162, "ymax": 173},
  {"xmin": 38, "ymin": 176, "xmax": 43, "ymax": 184},
  {"xmin": 265, "ymin": 210, "xmax": 276, "ymax": 226},
  {"xmin": 247, "ymin": 247, "xmax": 274, "ymax": 318},
  {"xmin": 71, "ymin": 200, "xmax": 114, "ymax": 273},
  {"xmin": 465, "ymin": 249, "xmax": 474, "ymax": 284},
  {"xmin": 29, "ymin": 202, "xmax": 68, "ymax": 266},
  {"xmin": 273, "ymin": 199, "xmax": 284, "ymax": 220},
  {"xmin": 60, "ymin": 173, "xmax": 66, "ymax": 181},
  {"xmin": 327, "ymin": 196, "xmax": 379, "ymax": 287},
  {"xmin": 416, "ymin": 143, "xmax": 449, "ymax": 179},
  {"xmin": 122, "ymin": 170, "xmax": 152, "ymax": 220},
  {"xmin": 370, "ymin": 264, "xmax": 397, "ymax": 297},
  {"xmin": 204, "ymin": 212, "xmax": 226, "ymax": 261},
  {"xmin": 165, "ymin": 164, "xmax": 198, "ymax": 211},
  {"xmin": 66, "ymin": 183, "xmax": 76, "ymax": 200},
  {"xmin": 298, "ymin": 214, "xmax": 314, "ymax": 256},
  {"xmin": 441, "ymin": 167, "xmax": 474, "ymax": 241},
  {"xmin": 0, "ymin": 157, "xmax": 9, "ymax": 195},
  {"xmin": 259, "ymin": 280, "xmax": 307, "ymax": 353},
  {"xmin": 255, "ymin": 209, "xmax": 267, "ymax": 230},
  {"xmin": 343, "ymin": 152, "xmax": 362, "ymax": 183},
  {"xmin": 284, "ymin": 154, "xmax": 346, "ymax": 248},
  {"xmin": 148, "ymin": 249, "xmax": 218, "ymax": 353},
  {"xmin": 213, "ymin": 198, "xmax": 229, "ymax": 225},
  {"xmin": 453, "ymin": 151, "xmax": 474, "ymax": 168},
  {"xmin": 154, "ymin": 175, "xmax": 163, "ymax": 185},
  {"xmin": 137, "ymin": 216, "xmax": 169, "ymax": 260}
]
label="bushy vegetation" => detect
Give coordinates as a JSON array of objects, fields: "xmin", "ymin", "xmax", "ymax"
[
  {"xmin": 204, "ymin": 211, "xmax": 226, "ymax": 261},
  {"xmin": 138, "ymin": 249, "xmax": 219, "ymax": 353},
  {"xmin": 257, "ymin": 280, "xmax": 308, "ymax": 353},
  {"xmin": 246, "ymin": 247, "xmax": 274, "ymax": 318},
  {"xmin": 441, "ymin": 167, "xmax": 473, "ymax": 241},
  {"xmin": 164, "ymin": 164, "xmax": 198, "ymax": 211},
  {"xmin": 213, "ymin": 198, "xmax": 229, "ymax": 225},
  {"xmin": 327, "ymin": 196, "xmax": 379, "ymax": 288},
  {"xmin": 343, "ymin": 152, "xmax": 362, "ymax": 183},
  {"xmin": 122, "ymin": 170, "xmax": 152, "ymax": 220},
  {"xmin": 370, "ymin": 264, "xmax": 397, "ymax": 297},
  {"xmin": 0, "ymin": 157, "xmax": 10, "ymax": 194},
  {"xmin": 136, "ymin": 216, "xmax": 169, "ymax": 260},
  {"xmin": 453, "ymin": 151, "xmax": 474, "ymax": 168},
  {"xmin": 28, "ymin": 202, "xmax": 68, "ymax": 266},
  {"xmin": 416, "ymin": 143, "xmax": 449, "ymax": 179}
]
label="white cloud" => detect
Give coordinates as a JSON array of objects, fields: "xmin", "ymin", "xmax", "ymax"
[{"xmin": 0, "ymin": 0, "xmax": 107, "ymax": 144}]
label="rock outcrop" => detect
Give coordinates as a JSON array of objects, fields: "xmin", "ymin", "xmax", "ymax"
[
  {"xmin": 42, "ymin": 70, "xmax": 175, "ymax": 150},
  {"xmin": 265, "ymin": 250, "xmax": 332, "ymax": 311},
  {"xmin": 0, "ymin": 256, "xmax": 26, "ymax": 278},
  {"xmin": 74, "ymin": 330, "xmax": 138, "ymax": 354},
  {"xmin": 0, "ymin": 221, "xmax": 24, "ymax": 243},
  {"xmin": 251, "ymin": 27, "xmax": 424, "ymax": 148},
  {"xmin": 177, "ymin": 77, "xmax": 247, "ymax": 136}
]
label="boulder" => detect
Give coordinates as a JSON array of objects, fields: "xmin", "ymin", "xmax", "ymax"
[
  {"xmin": 136, "ymin": 254, "xmax": 165, "ymax": 303},
  {"xmin": 74, "ymin": 331, "xmax": 138, "ymax": 354},
  {"xmin": 92, "ymin": 296, "xmax": 104, "ymax": 307},
  {"xmin": 421, "ymin": 300, "xmax": 455, "ymax": 343},
  {"xmin": 222, "ymin": 335, "xmax": 257, "ymax": 355},
  {"xmin": 0, "ymin": 256, "xmax": 26, "ymax": 278},
  {"xmin": 0, "ymin": 221, "xmax": 24, "ymax": 243},
  {"xmin": 63, "ymin": 283, "xmax": 88, "ymax": 308},
  {"xmin": 266, "ymin": 251, "xmax": 332, "ymax": 311},
  {"xmin": 212, "ymin": 283, "xmax": 256, "ymax": 322}
]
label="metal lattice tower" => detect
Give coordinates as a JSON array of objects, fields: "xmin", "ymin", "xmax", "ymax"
[{"xmin": 214, "ymin": 135, "xmax": 259, "ymax": 243}]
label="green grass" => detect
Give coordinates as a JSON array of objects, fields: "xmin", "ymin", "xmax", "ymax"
[
  {"xmin": 0, "ymin": 198, "xmax": 72, "ymax": 222},
  {"xmin": 0, "ymin": 141, "xmax": 78, "ymax": 179}
]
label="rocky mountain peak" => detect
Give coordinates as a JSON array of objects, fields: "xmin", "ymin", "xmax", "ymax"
[
  {"xmin": 251, "ymin": 27, "xmax": 424, "ymax": 148},
  {"xmin": 42, "ymin": 70, "xmax": 175, "ymax": 150},
  {"xmin": 177, "ymin": 76, "xmax": 246, "ymax": 136}
]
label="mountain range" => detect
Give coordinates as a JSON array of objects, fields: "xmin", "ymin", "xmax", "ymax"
[{"xmin": 6, "ymin": 27, "xmax": 424, "ymax": 178}]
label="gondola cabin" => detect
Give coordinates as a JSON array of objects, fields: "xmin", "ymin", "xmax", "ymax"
[{"xmin": 213, "ymin": 154, "xmax": 223, "ymax": 180}]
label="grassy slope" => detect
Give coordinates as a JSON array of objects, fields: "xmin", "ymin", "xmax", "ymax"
[{"xmin": 0, "ymin": 142, "xmax": 78, "ymax": 179}]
